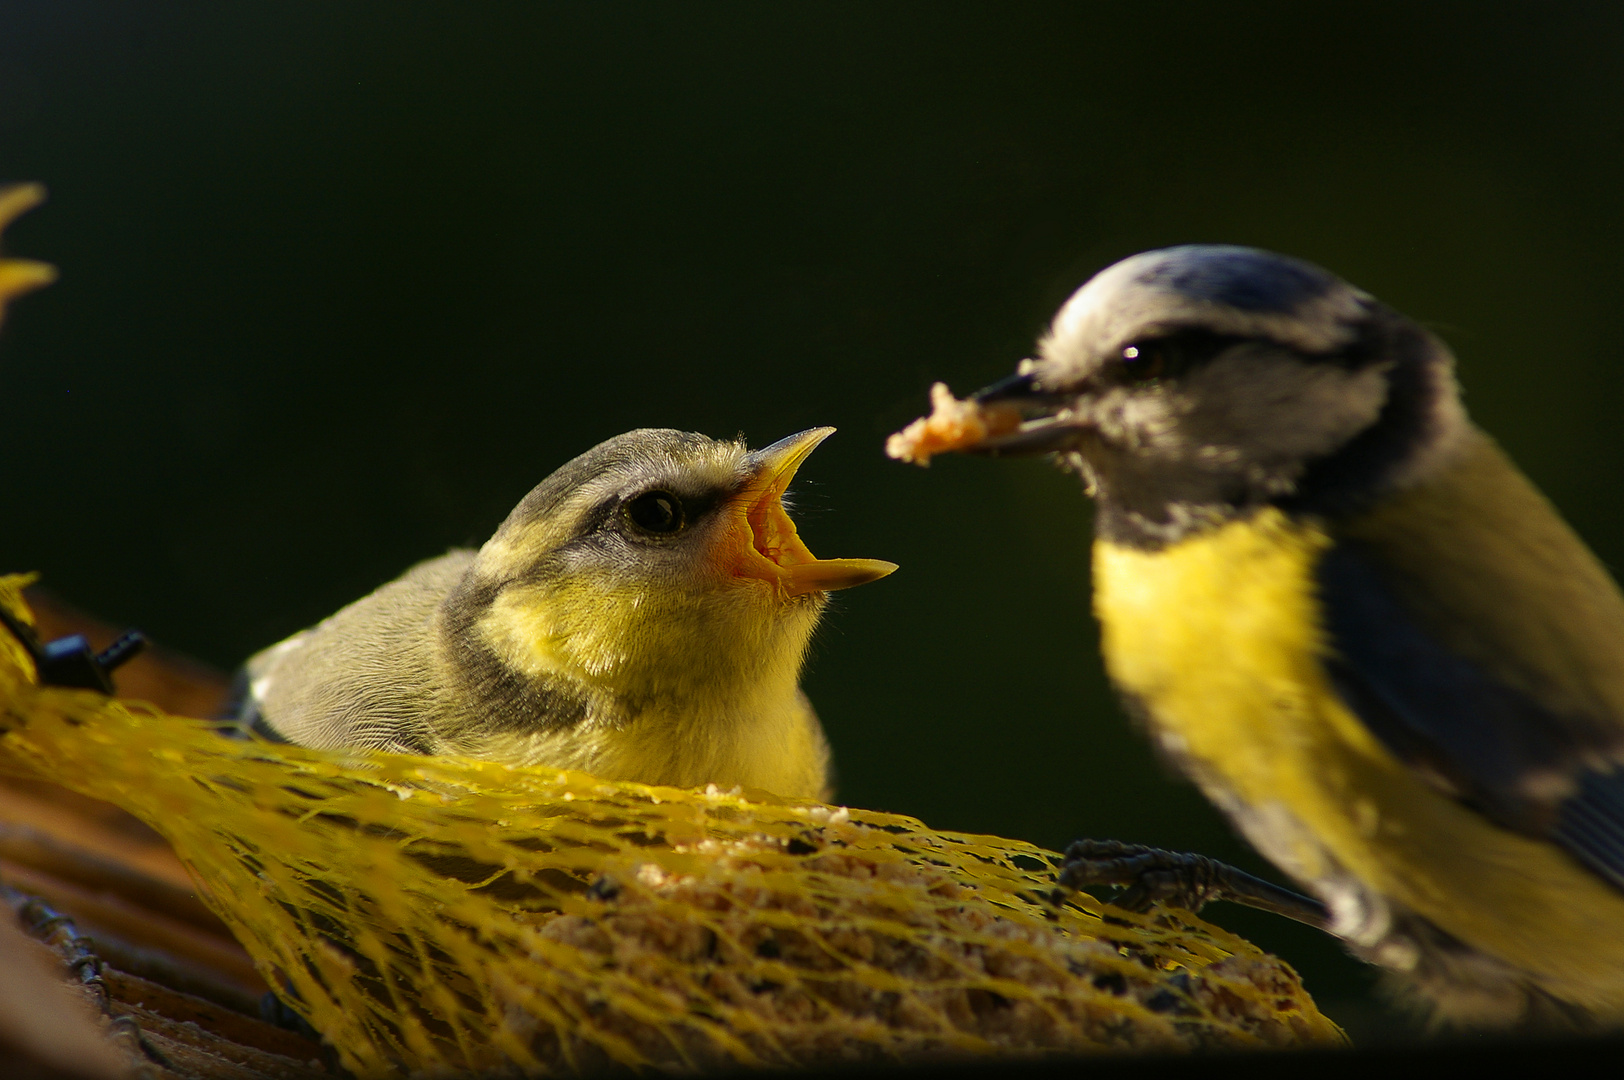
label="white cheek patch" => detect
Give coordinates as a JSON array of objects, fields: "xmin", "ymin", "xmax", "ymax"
[
  {"xmin": 1107, "ymin": 389, "xmax": 1186, "ymax": 453},
  {"xmin": 1177, "ymin": 350, "xmax": 1390, "ymax": 467}
]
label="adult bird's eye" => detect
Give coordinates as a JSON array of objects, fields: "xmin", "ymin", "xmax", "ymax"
[
  {"xmin": 1117, "ymin": 330, "xmax": 1250, "ymax": 385},
  {"xmin": 626, "ymin": 490, "xmax": 686, "ymax": 534},
  {"xmin": 1120, "ymin": 342, "xmax": 1169, "ymax": 382}
]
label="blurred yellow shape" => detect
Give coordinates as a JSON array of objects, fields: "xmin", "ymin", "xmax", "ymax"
[{"xmin": 0, "ymin": 184, "xmax": 57, "ymax": 324}]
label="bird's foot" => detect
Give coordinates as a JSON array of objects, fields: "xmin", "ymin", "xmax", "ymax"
[{"xmin": 1054, "ymin": 838, "xmax": 1330, "ymax": 931}]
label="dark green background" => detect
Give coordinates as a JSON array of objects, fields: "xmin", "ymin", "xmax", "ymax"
[{"xmin": 3, "ymin": 1, "xmax": 1622, "ymax": 1037}]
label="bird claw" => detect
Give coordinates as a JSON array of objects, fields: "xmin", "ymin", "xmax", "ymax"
[{"xmin": 1056, "ymin": 838, "xmax": 1331, "ymax": 931}]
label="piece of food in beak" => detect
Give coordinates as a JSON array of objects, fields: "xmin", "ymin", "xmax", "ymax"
[
  {"xmin": 734, "ymin": 427, "xmax": 898, "ymax": 597},
  {"xmin": 885, "ymin": 382, "xmax": 1024, "ymax": 465},
  {"xmin": 888, "ymin": 375, "xmax": 1090, "ymax": 464}
]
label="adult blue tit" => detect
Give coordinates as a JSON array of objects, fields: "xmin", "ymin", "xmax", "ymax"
[
  {"xmin": 890, "ymin": 245, "xmax": 1624, "ymax": 1028},
  {"xmin": 238, "ymin": 427, "xmax": 895, "ymax": 802}
]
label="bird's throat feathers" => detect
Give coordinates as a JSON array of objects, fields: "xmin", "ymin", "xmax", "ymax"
[
  {"xmin": 437, "ymin": 571, "xmax": 828, "ymax": 796},
  {"xmin": 460, "ymin": 573, "xmax": 821, "ymax": 725}
]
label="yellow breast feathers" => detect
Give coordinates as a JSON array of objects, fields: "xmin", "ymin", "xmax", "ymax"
[{"xmin": 1093, "ymin": 505, "xmax": 1624, "ymax": 1009}]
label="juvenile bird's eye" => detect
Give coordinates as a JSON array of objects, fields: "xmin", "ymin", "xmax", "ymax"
[{"xmin": 625, "ymin": 490, "xmax": 686, "ymax": 534}]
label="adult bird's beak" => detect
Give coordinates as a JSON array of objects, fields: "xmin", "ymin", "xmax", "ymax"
[
  {"xmin": 729, "ymin": 427, "xmax": 898, "ymax": 597},
  {"xmin": 886, "ymin": 374, "xmax": 1087, "ymax": 466},
  {"xmin": 965, "ymin": 372, "xmax": 1093, "ymax": 456}
]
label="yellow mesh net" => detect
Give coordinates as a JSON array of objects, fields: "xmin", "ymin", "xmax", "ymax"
[{"xmin": 0, "ymin": 578, "xmax": 1342, "ymax": 1074}]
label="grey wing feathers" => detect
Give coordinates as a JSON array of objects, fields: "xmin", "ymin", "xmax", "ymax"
[{"xmin": 239, "ymin": 552, "xmax": 475, "ymax": 754}]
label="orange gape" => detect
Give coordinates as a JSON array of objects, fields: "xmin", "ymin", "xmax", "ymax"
[{"xmin": 724, "ymin": 427, "xmax": 896, "ymax": 597}]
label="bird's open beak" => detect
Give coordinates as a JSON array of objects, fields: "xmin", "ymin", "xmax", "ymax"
[{"xmin": 729, "ymin": 427, "xmax": 898, "ymax": 597}]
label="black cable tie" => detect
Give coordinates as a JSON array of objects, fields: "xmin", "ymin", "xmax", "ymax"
[{"xmin": 0, "ymin": 598, "xmax": 148, "ymax": 695}]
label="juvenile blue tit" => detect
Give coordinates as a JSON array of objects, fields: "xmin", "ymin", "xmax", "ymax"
[
  {"xmin": 239, "ymin": 427, "xmax": 895, "ymax": 801},
  {"xmin": 891, "ymin": 245, "xmax": 1624, "ymax": 1028}
]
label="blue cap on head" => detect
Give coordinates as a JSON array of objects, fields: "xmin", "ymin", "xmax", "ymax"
[
  {"xmin": 1044, "ymin": 243, "xmax": 1368, "ymax": 362},
  {"xmin": 1132, "ymin": 245, "xmax": 1338, "ymax": 315}
]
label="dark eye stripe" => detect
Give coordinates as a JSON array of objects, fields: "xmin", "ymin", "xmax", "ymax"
[
  {"xmin": 574, "ymin": 493, "xmax": 624, "ymax": 538},
  {"xmin": 626, "ymin": 490, "xmax": 685, "ymax": 533},
  {"xmin": 1115, "ymin": 329, "xmax": 1251, "ymax": 383},
  {"xmin": 570, "ymin": 484, "xmax": 732, "ymax": 545}
]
